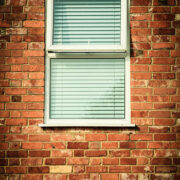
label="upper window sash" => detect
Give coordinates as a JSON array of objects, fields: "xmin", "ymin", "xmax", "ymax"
[{"xmin": 46, "ymin": 0, "xmax": 128, "ymax": 52}]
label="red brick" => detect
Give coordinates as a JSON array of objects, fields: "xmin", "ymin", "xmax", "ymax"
[
  {"xmin": 131, "ymin": 0, "xmax": 151, "ymax": 6},
  {"xmin": 171, "ymin": 50, "xmax": 180, "ymax": 57},
  {"xmin": 28, "ymin": 0, "xmax": 44, "ymax": 6},
  {"xmin": 52, "ymin": 150, "xmax": 73, "ymax": 157},
  {"xmin": 132, "ymin": 166, "xmax": 153, "ymax": 173},
  {"xmin": 108, "ymin": 134, "xmax": 129, "ymax": 141},
  {"xmin": 102, "ymin": 142, "xmax": 118, "ymax": 149},
  {"xmin": 44, "ymin": 142, "xmax": 66, "ymax": 149},
  {"xmin": 27, "ymin": 13, "xmax": 44, "ymax": 20},
  {"xmin": 131, "ymin": 29, "xmax": 151, "ymax": 36},
  {"xmin": 150, "ymin": 65, "xmax": 171, "ymax": 72},
  {"xmin": 9, "ymin": 159, "xmax": 19, "ymax": 166},
  {"xmin": 85, "ymin": 150, "xmax": 107, "ymax": 157},
  {"xmin": 6, "ymin": 28, "xmax": 27, "ymax": 35},
  {"xmin": 85, "ymin": 134, "xmax": 106, "ymax": 141},
  {"xmin": 21, "ymin": 159, "xmax": 42, "ymax": 166},
  {"xmin": 24, "ymin": 6, "xmax": 45, "ymax": 13},
  {"xmin": 22, "ymin": 126, "xmax": 42, "ymax": 133},
  {"xmin": 28, "ymin": 42, "xmax": 44, "ymax": 50},
  {"xmin": 101, "ymin": 174, "xmax": 119, "ymax": 180},
  {"xmin": 151, "ymin": 158, "xmax": 171, "ymax": 165},
  {"xmin": 121, "ymin": 174, "xmax": 139, "ymax": 180},
  {"xmin": 23, "ymin": 50, "xmax": 44, "ymax": 57},
  {"xmin": 120, "ymin": 158, "xmax": 136, "ymax": 165},
  {"xmin": 131, "ymin": 36, "xmax": 148, "ymax": 43},
  {"xmin": 21, "ymin": 111, "xmax": 43, "ymax": 118},
  {"xmin": 7, "ymin": 43, "xmax": 27, "ymax": 50},
  {"xmin": 23, "ymin": 65, "xmax": 44, "ymax": 72},
  {"xmin": 152, "ymin": 43, "xmax": 174, "ymax": 50},
  {"xmin": 131, "ymin": 103, "xmax": 152, "ymax": 110},
  {"xmin": 153, "ymin": 0, "xmax": 175, "ymax": 6},
  {"xmin": 28, "ymin": 167, "xmax": 49, "ymax": 174},
  {"xmin": 69, "ymin": 174, "xmax": 89, "ymax": 180},
  {"xmin": 131, "ymin": 73, "xmax": 152, "ymax": 79},
  {"xmin": 153, "ymin": 73, "xmax": 175, "ymax": 79},
  {"xmin": 155, "ymin": 166, "xmax": 177, "ymax": 173},
  {"xmin": 6, "ymin": 167, "xmax": 26, "ymax": 174},
  {"xmin": 109, "ymin": 150, "xmax": 130, "ymax": 157},
  {"xmin": 150, "ymin": 21, "xmax": 171, "ymax": 28},
  {"xmin": 29, "ymin": 151, "xmax": 50, "ymax": 157},
  {"xmin": 154, "ymin": 14, "xmax": 174, "ymax": 21},
  {"xmin": 149, "ymin": 127, "xmax": 169, "ymax": 133},
  {"xmin": 149, "ymin": 111, "xmax": 170, "ymax": 118},
  {"xmin": 172, "ymin": 7, "xmax": 180, "ymax": 13},
  {"xmin": 109, "ymin": 166, "xmax": 131, "ymax": 173},
  {"xmin": 29, "ymin": 57, "xmax": 44, "ymax": 64},
  {"xmin": 45, "ymin": 158, "xmax": 66, "ymax": 165},
  {"xmin": 68, "ymin": 158, "xmax": 88, "ymax": 165},
  {"xmin": 154, "ymin": 88, "xmax": 176, "ymax": 95},
  {"xmin": 0, "ymin": 21, "xmax": 11, "ymax": 27},
  {"xmin": 12, "ymin": 6, "xmax": 23, "ymax": 13},
  {"xmin": 52, "ymin": 134, "xmax": 74, "ymax": 141},
  {"xmin": 29, "ymin": 135, "xmax": 50, "ymax": 142},
  {"xmin": 103, "ymin": 158, "xmax": 119, "ymax": 165},
  {"xmin": 6, "ymin": 103, "xmax": 27, "ymax": 110},
  {"xmin": 148, "ymin": 142, "xmax": 171, "ymax": 149},
  {"xmin": 5, "ymin": 88, "xmax": 27, "ymax": 95},
  {"xmin": 28, "ymin": 88, "xmax": 44, "ymax": 95},
  {"xmin": 68, "ymin": 142, "xmax": 88, "ymax": 149},
  {"xmin": 6, "ymin": 135, "xmax": 28, "ymax": 141},
  {"xmin": 0, "ymin": 143, "xmax": 8, "ymax": 150},
  {"xmin": 149, "ymin": 50, "xmax": 169, "ymax": 57},
  {"xmin": 0, "ymin": 127, "xmax": 9, "ymax": 133},
  {"xmin": 28, "ymin": 28, "xmax": 45, "ymax": 35},
  {"xmin": 155, "ymin": 150, "xmax": 177, "ymax": 157},
  {"xmin": 149, "ymin": 80, "xmax": 170, "ymax": 88},
  {"xmin": 148, "ymin": 34, "xmax": 171, "ymax": 43},
  {"xmin": 7, "ymin": 151, "xmax": 28, "ymax": 158},
  {"xmin": 23, "ymin": 21, "xmax": 44, "ymax": 27},
  {"xmin": 0, "ymin": 65, "xmax": 10, "ymax": 71},
  {"xmin": 154, "ymin": 134, "xmax": 176, "ymax": 141},
  {"xmin": 132, "ymin": 150, "xmax": 153, "ymax": 157},
  {"xmin": 131, "ymin": 7, "xmax": 148, "ymax": 13},
  {"xmin": 21, "ymin": 175, "xmax": 43, "ymax": 180},
  {"xmin": 131, "ymin": 111, "xmax": 148, "ymax": 118},
  {"xmin": 131, "ymin": 88, "xmax": 152, "ymax": 95},
  {"xmin": 23, "ymin": 35, "xmax": 44, "ymax": 42},
  {"xmin": 22, "ymin": 143, "xmax": 42, "ymax": 149},
  {"xmin": 153, "ymin": 28, "xmax": 175, "ymax": 35},
  {"xmin": 130, "ymin": 21, "xmax": 148, "ymax": 28},
  {"xmin": 131, "ymin": 134, "xmax": 152, "ymax": 141},
  {"xmin": 154, "ymin": 119, "xmax": 175, "ymax": 126},
  {"xmin": 86, "ymin": 166, "xmax": 108, "ymax": 173},
  {"xmin": 151, "ymin": 174, "xmax": 174, "ymax": 180}
]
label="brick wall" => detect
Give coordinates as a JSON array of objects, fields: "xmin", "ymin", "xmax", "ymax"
[{"xmin": 0, "ymin": 0, "xmax": 180, "ymax": 179}]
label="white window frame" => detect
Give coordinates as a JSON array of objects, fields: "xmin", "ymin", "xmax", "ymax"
[{"xmin": 40, "ymin": 0, "xmax": 135, "ymax": 127}]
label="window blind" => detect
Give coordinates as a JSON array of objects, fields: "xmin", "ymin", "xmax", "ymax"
[
  {"xmin": 53, "ymin": 0, "xmax": 121, "ymax": 45},
  {"xmin": 50, "ymin": 58, "xmax": 125, "ymax": 119}
]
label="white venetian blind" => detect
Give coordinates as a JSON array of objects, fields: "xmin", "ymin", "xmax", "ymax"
[
  {"xmin": 53, "ymin": 0, "xmax": 121, "ymax": 45},
  {"xmin": 50, "ymin": 58, "xmax": 125, "ymax": 119}
]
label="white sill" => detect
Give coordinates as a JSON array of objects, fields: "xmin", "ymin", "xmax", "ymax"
[{"xmin": 39, "ymin": 123, "xmax": 135, "ymax": 127}]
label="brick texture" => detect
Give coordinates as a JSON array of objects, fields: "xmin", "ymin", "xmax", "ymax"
[{"xmin": 0, "ymin": 0, "xmax": 179, "ymax": 179}]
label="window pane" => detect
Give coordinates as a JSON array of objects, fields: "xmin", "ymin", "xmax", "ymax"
[
  {"xmin": 50, "ymin": 58, "xmax": 125, "ymax": 119},
  {"xmin": 53, "ymin": 0, "xmax": 121, "ymax": 45}
]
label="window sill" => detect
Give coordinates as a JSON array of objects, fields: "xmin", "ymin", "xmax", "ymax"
[{"xmin": 39, "ymin": 122, "xmax": 135, "ymax": 127}]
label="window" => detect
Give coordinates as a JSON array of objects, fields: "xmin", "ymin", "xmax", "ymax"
[{"xmin": 40, "ymin": 0, "xmax": 134, "ymax": 127}]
